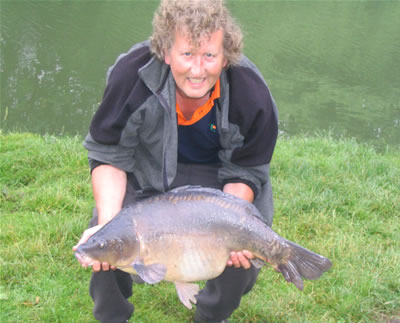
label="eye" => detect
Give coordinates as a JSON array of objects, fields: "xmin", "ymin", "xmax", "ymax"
[
  {"xmin": 205, "ymin": 53, "xmax": 214, "ymax": 58},
  {"xmin": 183, "ymin": 52, "xmax": 191, "ymax": 57},
  {"xmin": 99, "ymin": 241, "xmax": 105, "ymax": 249}
]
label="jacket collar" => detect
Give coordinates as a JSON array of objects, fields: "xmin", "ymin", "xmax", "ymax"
[
  {"xmin": 138, "ymin": 56, "xmax": 170, "ymax": 94},
  {"xmin": 138, "ymin": 56, "xmax": 176, "ymax": 114},
  {"xmin": 218, "ymin": 69, "xmax": 229, "ymax": 131}
]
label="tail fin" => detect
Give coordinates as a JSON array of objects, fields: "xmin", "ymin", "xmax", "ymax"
[{"xmin": 278, "ymin": 240, "xmax": 332, "ymax": 290}]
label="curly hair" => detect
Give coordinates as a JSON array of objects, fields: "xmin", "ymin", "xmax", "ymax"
[{"xmin": 150, "ymin": 0, "xmax": 243, "ymax": 66}]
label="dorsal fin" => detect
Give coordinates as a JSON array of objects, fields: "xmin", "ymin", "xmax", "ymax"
[
  {"xmin": 169, "ymin": 185, "xmax": 239, "ymax": 203},
  {"xmin": 170, "ymin": 185, "xmax": 207, "ymax": 193},
  {"xmin": 169, "ymin": 186, "xmax": 266, "ymax": 221}
]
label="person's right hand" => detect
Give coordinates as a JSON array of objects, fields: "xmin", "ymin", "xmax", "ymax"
[{"xmin": 73, "ymin": 224, "xmax": 117, "ymax": 272}]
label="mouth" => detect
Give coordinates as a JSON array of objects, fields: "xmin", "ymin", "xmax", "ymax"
[
  {"xmin": 187, "ymin": 77, "xmax": 206, "ymax": 85},
  {"xmin": 75, "ymin": 251, "xmax": 94, "ymax": 268}
]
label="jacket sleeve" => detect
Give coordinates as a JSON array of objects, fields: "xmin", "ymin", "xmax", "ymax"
[
  {"xmin": 83, "ymin": 45, "xmax": 153, "ymax": 173},
  {"xmin": 218, "ymin": 63, "xmax": 278, "ymax": 197}
]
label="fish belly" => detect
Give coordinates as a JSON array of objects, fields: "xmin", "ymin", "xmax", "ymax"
[{"xmin": 141, "ymin": 233, "xmax": 230, "ymax": 283}]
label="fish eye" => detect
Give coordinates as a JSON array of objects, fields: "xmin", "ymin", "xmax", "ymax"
[{"xmin": 99, "ymin": 241, "xmax": 105, "ymax": 249}]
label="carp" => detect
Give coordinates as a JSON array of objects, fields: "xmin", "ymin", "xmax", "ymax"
[{"xmin": 75, "ymin": 186, "xmax": 332, "ymax": 309}]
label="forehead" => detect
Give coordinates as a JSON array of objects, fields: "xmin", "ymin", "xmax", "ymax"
[{"xmin": 172, "ymin": 29, "xmax": 224, "ymax": 50}]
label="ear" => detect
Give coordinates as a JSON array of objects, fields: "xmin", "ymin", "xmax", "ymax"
[
  {"xmin": 222, "ymin": 57, "xmax": 228, "ymax": 68},
  {"xmin": 164, "ymin": 49, "xmax": 171, "ymax": 65}
]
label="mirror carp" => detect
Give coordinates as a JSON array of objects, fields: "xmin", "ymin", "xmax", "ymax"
[{"xmin": 75, "ymin": 186, "xmax": 332, "ymax": 309}]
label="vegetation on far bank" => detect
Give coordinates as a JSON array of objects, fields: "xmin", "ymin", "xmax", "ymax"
[{"xmin": 0, "ymin": 132, "xmax": 399, "ymax": 322}]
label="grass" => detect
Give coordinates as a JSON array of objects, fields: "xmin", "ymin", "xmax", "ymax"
[{"xmin": 0, "ymin": 132, "xmax": 399, "ymax": 322}]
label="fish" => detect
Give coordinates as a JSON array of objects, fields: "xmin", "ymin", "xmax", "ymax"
[{"xmin": 75, "ymin": 186, "xmax": 332, "ymax": 309}]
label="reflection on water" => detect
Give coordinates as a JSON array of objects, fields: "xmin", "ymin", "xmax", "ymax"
[{"xmin": 1, "ymin": 1, "xmax": 399, "ymax": 147}]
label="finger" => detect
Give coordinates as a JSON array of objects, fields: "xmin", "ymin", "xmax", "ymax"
[
  {"xmin": 74, "ymin": 225, "xmax": 104, "ymax": 251},
  {"xmin": 243, "ymin": 250, "xmax": 254, "ymax": 259},
  {"xmin": 111, "ymin": 265, "xmax": 117, "ymax": 271},
  {"xmin": 92, "ymin": 261, "xmax": 101, "ymax": 272},
  {"xmin": 102, "ymin": 262, "xmax": 110, "ymax": 271},
  {"xmin": 73, "ymin": 229, "xmax": 92, "ymax": 250},
  {"xmin": 237, "ymin": 252, "xmax": 251, "ymax": 269},
  {"xmin": 230, "ymin": 252, "xmax": 241, "ymax": 268}
]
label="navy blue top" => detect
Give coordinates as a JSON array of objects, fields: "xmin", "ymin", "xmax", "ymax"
[{"xmin": 178, "ymin": 106, "xmax": 221, "ymax": 164}]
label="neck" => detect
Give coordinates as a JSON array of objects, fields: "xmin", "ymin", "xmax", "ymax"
[{"xmin": 176, "ymin": 89, "xmax": 211, "ymax": 120}]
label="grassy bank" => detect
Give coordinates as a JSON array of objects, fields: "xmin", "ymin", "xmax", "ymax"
[{"xmin": 1, "ymin": 132, "xmax": 399, "ymax": 322}]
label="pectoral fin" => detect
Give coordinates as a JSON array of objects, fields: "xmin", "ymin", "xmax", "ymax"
[
  {"xmin": 174, "ymin": 282, "xmax": 200, "ymax": 309},
  {"xmin": 250, "ymin": 258, "xmax": 265, "ymax": 269},
  {"xmin": 132, "ymin": 261, "xmax": 166, "ymax": 284}
]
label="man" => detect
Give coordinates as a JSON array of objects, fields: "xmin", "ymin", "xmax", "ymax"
[{"xmin": 74, "ymin": 0, "xmax": 278, "ymax": 322}]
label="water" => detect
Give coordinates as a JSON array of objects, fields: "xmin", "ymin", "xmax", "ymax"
[{"xmin": 1, "ymin": 0, "xmax": 399, "ymax": 147}]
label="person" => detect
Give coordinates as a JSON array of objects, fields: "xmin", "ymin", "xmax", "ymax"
[{"xmin": 74, "ymin": 0, "xmax": 278, "ymax": 322}]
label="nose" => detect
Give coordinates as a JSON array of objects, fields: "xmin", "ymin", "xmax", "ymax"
[{"xmin": 190, "ymin": 55, "xmax": 204, "ymax": 76}]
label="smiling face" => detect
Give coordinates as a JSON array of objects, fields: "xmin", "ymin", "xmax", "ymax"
[{"xmin": 164, "ymin": 29, "xmax": 227, "ymax": 103}]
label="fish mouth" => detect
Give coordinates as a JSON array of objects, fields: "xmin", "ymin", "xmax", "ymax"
[{"xmin": 75, "ymin": 250, "xmax": 94, "ymax": 268}]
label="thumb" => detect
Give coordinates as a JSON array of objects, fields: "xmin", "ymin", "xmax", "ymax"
[{"xmin": 73, "ymin": 225, "xmax": 103, "ymax": 251}]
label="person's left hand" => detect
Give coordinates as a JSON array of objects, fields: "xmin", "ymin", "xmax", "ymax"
[{"xmin": 227, "ymin": 250, "xmax": 254, "ymax": 269}]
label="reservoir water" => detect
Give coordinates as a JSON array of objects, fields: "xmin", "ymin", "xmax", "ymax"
[{"xmin": 1, "ymin": 0, "xmax": 399, "ymax": 148}]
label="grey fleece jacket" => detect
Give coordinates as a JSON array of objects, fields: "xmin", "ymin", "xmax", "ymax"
[{"xmin": 84, "ymin": 41, "xmax": 278, "ymax": 225}]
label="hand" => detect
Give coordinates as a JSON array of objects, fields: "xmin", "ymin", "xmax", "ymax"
[
  {"xmin": 227, "ymin": 250, "xmax": 254, "ymax": 269},
  {"xmin": 73, "ymin": 224, "xmax": 117, "ymax": 272}
]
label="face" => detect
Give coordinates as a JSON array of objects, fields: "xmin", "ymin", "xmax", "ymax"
[{"xmin": 164, "ymin": 29, "xmax": 228, "ymax": 101}]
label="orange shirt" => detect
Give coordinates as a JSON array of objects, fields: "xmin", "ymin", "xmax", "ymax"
[{"xmin": 176, "ymin": 79, "xmax": 221, "ymax": 126}]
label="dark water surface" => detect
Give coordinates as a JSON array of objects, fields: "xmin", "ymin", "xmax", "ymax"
[{"xmin": 1, "ymin": 1, "xmax": 399, "ymax": 147}]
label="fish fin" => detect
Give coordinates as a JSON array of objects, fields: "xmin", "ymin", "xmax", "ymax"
[
  {"xmin": 278, "ymin": 261, "xmax": 304, "ymax": 290},
  {"xmin": 174, "ymin": 282, "xmax": 199, "ymax": 309},
  {"xmin": 170, "ymin": 185, "xmax": 203, "ymax": 192},
  {"xmin": 132, "ymin": 262, "xmax": 166, "ymax": 284},
  {"xmin": 250, "ymin": 258, "xmax": 265, "ymax": 269},
  {"xmin": 130, "ymin": 274, "xmax": 146, "ymax": 284},
  {"xmin": 278, "ymin": 240, "xmax": 332, "ymax": 290}
]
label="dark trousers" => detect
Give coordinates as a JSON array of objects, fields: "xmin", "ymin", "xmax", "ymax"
[{"xmin": 89, "ymin": 163, "xmax": 260, "ymax": 323}]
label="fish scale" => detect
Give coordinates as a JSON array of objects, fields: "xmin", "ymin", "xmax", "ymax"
[{"xmin": 76, "ymin": 185, "xmax": 332, "ymax": 309}]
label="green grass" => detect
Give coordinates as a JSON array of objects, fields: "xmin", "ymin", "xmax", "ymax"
[{"xmin": 1, "ymin": 132, "xmax": 399, "ymax": 322}]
